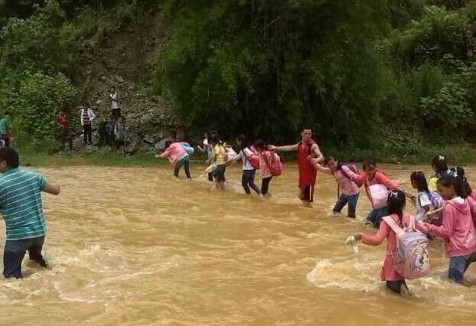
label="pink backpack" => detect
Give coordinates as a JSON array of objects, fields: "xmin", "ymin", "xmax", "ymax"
[
  {"xmin": 382, "ymin": 214, "xmax": 431, "ymax": 279},
  {"xmin": 264, "ymin": 151, "xmax": 283, "ymax": 176}
]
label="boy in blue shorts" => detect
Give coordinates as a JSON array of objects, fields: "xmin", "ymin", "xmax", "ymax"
[{"xmin": 0, "ymin": 147, "xmax": 60, "ymax": 278}]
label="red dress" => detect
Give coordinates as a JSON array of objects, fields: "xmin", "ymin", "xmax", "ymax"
[{"xmin": 297, "ymin": 140, "xmax": 317, "ymax": 201}]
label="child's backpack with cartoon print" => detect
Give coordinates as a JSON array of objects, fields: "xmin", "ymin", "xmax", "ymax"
[{"xmin": 382, "ymin": 214, "xmax": 431, "ymax": 279}]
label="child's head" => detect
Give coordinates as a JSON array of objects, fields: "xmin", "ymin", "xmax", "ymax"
[
  {"xmin": 387, "ymin": 190, "xmax": 406, "ymax": 217},
  {"xmin": 0, "ymin": 147, "xmax": 19, "ymax": 172},
  {"xmin": 448, "ymin": 166, "xmax": 472, "ymax": 198},
  {"xmin": 164, "ymin": 140, "xmax": 172, "ymax": 149},
  {"xmin": 362, "ymin": 158, "xmax": 377, "ymax": 178},
  {"xmin": 4, "ymin": 111, "xmax": 12, "ymax": 119},
  {"xmin": 236, "ymin": 134, "xmax": 249, "ymax": 148},
  {"xmin": 410, "ymin": 171, "xmax": 429, "ymax": 192},
  {"xmin": 209, "ymin": 132, "xmax": 221, "ymax": 145},
  {"xmin": 437, "ymin": 174, "xmax": 465, "ymax": 200},
  {"xmin": 431, "ymin": 155, "xmax": 448, "ymax": 175},
  {"xmin": 324, "ymin": 155, "xmax": 340, "ymax": 171},
  {"xmin": 253, "ymin": 139, "xmax": 266, "ymax": 152}
]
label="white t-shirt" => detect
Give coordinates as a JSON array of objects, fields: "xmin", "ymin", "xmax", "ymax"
[
  {"xmin": 416, "ymin": 191, "xmax": 432, "ymax": 221},
  {"xmin": 110, "ymin": 92, "xmax": 120, "ymax": 109}
]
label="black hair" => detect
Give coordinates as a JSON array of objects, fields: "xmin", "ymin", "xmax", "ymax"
[
  {"xmin": 0, "ymin": 147, "xmax": 19, "ymax": 169},
  {"xmin": 164, "ymin": 140, "xmax": 172, "ymax": 149},
  {"xmin": 236, "ymin": 134, "xmax": 250, "ymax": 150},
  {"xmin": 4, "ymin": 111, "xmax": 12, "ymax": 117},
  {"xmin": 254, "ymin": 139, "xmax": 266, "ymax": 150},
  {"xmin": 431, "ymin": 155, "xmax": 448, "ymax": 176},
  {"xmin": 324, "ymin": 155, "xmax": 342, "ymax": 169},
  {"xmin": 387, "ymin": 190, "xmax": 406, "ymax": 225},
  {"xmin": 410, "ymin": 171, "xmax": 429, "ymax": 193},
  {"xmin": 209, "ymin": 132, "xmax": 221, "ymax": 145},
  {"xmin": 362, "ymin": 158, "xmax": 377, "ymax": 170},
  {"xmin": 448, "ymin": 166, "xmax": 472, "ymax": 198},
  {"xmin": 437, "ymin": 174, "xmax": 467, "ymax": 198}
]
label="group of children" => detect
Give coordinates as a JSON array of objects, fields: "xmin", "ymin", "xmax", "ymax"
[{"xmin": 158, "ymin": 136, "xmax": 476, "ymax": 294}]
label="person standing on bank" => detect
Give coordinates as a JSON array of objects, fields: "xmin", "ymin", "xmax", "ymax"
[
  {"xmin": 80, "ymin": 102, "xmax": 96, "ymax": 145},
  {"xmin": 0, "ymin": 147, "xmax": 61, "ymax": 278},
  {"xmin": 0, "ymin": 111, "xmax": 13, "ymax": 147},
  {"xmin": 109, "ymin": 86, "xmax": 121, "ymax": 120},
  {"xmin": 269, "ymin": 128, "xmax": 324, "ymax": 207},
  {"xmin": 57, "ymin": 109, "xmax": 73, "ymax": 151}
]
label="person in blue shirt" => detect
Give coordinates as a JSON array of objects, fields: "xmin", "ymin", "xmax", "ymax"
[{"xmin": 0, "ymin": 147, "xmax": 60, "ymax": 278}]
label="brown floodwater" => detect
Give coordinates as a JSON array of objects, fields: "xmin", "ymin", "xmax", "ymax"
[{"xmin": 0, "ymin": 163, "xmax": 475, "ymax": 326}]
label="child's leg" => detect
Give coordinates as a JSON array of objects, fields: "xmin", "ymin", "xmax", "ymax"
[
  {"xmin": 261, "ymin": 177, "xmax": 272, "ymax": 196},
  {"xmin": 332, "ymin": 194, "xmax": 348, "ymax": 214},
  {"xmin": 241, "ymin": 171, "xmax": 251, "ymax": 194},
  {"xmin": 386, "ymin": 280, "xmax": 407, "ymax": 294},
  {"xmin": 183, "ymin": 159, "xmax": 191, "ymax": 179},
  {"xmin": 347, "ymin": 193, "xmax": 360, "ymax": 218},
  {"xmin": 249, "ymin": 169, "xmax": 261, "ymax": 194},
  {"xmin": 449, "ymin": 256, "xmax": 467, "ymax": 283},
  {"xmin": 174, "ymin": 159, "xmax": 184, "ymax": 178}
]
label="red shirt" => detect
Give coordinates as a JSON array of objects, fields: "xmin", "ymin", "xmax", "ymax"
[
  {"xmin": 297, "ymin": 140, "xmax": 317, "ymax": 188},
  {"xmin": 57, "ymin": 114, "xmax": 70, "ymax": 134}
]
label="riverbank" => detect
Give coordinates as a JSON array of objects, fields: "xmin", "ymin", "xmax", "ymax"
[{"xmin": 16, "ymin": 142, "xmax": 476, "ymax": 168}]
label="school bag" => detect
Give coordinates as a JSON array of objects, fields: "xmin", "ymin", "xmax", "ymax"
[
  {"xmin": 427, "ymin": 191, "xmax": 444, "ymax": 226},
  {"xmin": 245, "ymin": 146, "xmax": 260, "ymax": 169},
  {"xmin": 181, "ymin": 142, "xmax": 195, "ymax": 155},
  {"xmin": 265, "ymin": 151, "xmax": 283, "ymax": 176},
  {"xmin": 339, "ymin": 163, "xmax": 363, "ymax": 187},
  {"xmin": 382, "ymin": 214, "xmax": 431, "ymax": 279}
]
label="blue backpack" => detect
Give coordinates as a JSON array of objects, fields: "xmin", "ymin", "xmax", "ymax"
[{"xmin": 181, "ymin": 142, "xmax": 194, "ymax": 155}]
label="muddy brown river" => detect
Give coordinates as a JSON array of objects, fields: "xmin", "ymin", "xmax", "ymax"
[{"xmin": 0, "ymin": 163, "xmax": 475, "ymax": 325}]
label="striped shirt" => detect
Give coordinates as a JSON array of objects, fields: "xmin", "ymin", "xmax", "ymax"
[{"xmin": 0, "ymin": 168, "xmax": 47, "ymax": 240}]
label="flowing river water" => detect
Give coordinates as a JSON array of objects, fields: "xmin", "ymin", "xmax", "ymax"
[{"xmin": 0, "ymin": 163, "xmax": 475, "ymax": 325}]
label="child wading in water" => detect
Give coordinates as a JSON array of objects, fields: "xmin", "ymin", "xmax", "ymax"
[
  {"xmin": 352, "ymin": 159, "xmax": 399, "ymax": 228},
  {"xmin": 409, "ymin": 171, "xmax": 434, "ymax": 221},
  {"xmin": 156, "ymin": 140, "xmax": 192, "ymax": 179},
  {"xmin": 429, "ymin": 155, "xmax": 449, "ymax": 192},
  {"xmin": 311, "ymin": 155, "xmax": 360, "ymax": 218},
  {"xmin": 210, "ymin": 133, "xmax": 227, "ymax": 191},
  {"xmin": 233, "ymin": 134, "xmax": 261, "ymax": 195},
  {"xmin": 353, "ymin": 190, "xmax": 424, "ymax": 294},
  {"xmin": 254, "ymin": 140, "xmax": 274, "ymax": 198},
  {"xmin": 420, "ymin": 174, "xmax": 476, "ymax": 285}
]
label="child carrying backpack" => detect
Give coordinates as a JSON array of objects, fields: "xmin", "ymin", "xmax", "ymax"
[
  {"xmin": 409, "ymin": 171, "xmax": 443, "ymax": 224},
  {"xmin": 311, "ymin": 155, "xmax": 361, "ymax": 218},
  {"xmin": 254, "ymin": 140, "xmax": 282, "ymax": 197},
  {"xmin": 353, "ymin": 190, "xmax": 429, "ymax": 294}
]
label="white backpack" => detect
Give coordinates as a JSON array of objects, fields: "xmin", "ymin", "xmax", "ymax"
[{"xmin": 382, "ymin": 214, "xmax": 431, "ymax": 279}]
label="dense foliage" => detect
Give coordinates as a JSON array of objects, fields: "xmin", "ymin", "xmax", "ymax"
[{"xmin": 1, "ymin": 0, "xmax": 476, "ymax": 154}]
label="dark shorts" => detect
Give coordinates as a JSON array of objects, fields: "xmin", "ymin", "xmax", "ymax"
[
  {"xmin": 213, "ymin": 164, "xmax": 226, "ymax": 182},
  {"xmin": 4, "ymin": 235, "xmax": 47, "ymax": 278},
  {"xmin": 300, "ymin": 184, "xmax": 314, "ymax": 202}
]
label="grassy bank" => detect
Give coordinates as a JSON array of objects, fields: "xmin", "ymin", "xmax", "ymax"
[{"xmin": 13, "ymin": 142, "xmax": 476, "ymax": 168}]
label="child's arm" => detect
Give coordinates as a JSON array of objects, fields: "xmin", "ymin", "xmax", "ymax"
[
  {"xmin": 354, "ymin": 221, "xmax": 390, "ymax": 245},
  {"xmin": 157, "ymin": 148, "xmax": 171, "ymax": 158},
  {"xmin": 309, "ymin": 158, "xmax": 332, "ymax": 174},
  {"xmin": 377, "ymin": 172, "xmax": 399, "ymax": 190},
  {"xmin": 424, "ymin": 207, "xmax": 444, "ymax": 220}
]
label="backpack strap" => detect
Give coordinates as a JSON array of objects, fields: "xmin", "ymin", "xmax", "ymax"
[
  {"xmin": 382, "ymin": 215, "xmax": 405, "ymax": 237},
  {"xmin": 339, "ymin": 165, "xmax": 351, "ymax": 180}
]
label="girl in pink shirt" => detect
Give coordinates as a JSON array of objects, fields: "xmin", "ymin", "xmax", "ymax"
[
  {"xmin": 254, "ymin": 140, "xmax": 273, "ymax": 197},
  {"xmin": 311, "ymin": 155, "xmax": 360, "ymax": 218},
  {"xmin": 156, "ymin": 140, "xmax": 191, "ymax": 179},
  {"xmin": 421, "ymin": 174, "xmax": 476, "ymax": 284},
  {"xmin": 354, "ymin": 190, "xmax": 425, "ymax": 294},
  {"xmin": 352, "ymin": 159, "xmax": 399, "ymax": 228}
]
